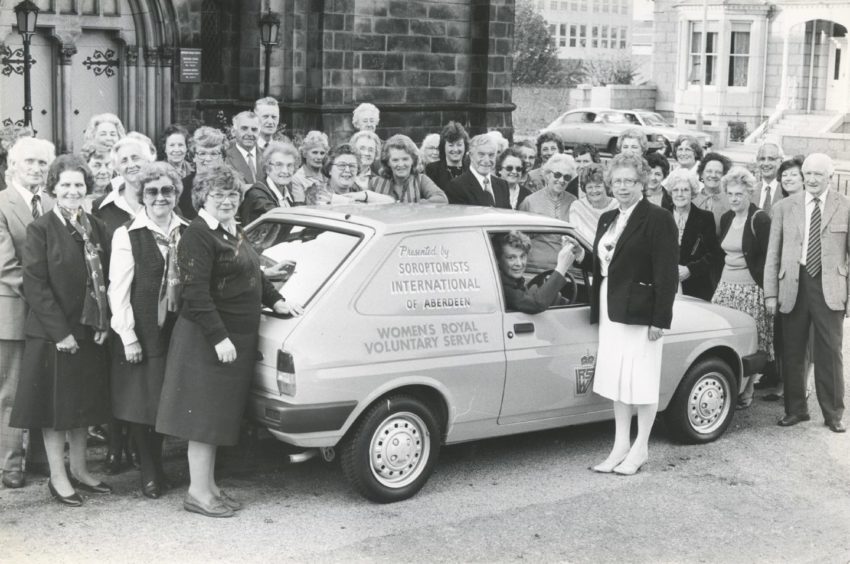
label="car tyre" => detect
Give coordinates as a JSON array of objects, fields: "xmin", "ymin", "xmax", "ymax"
[
  {"xmin": 341, "ymin": 395, "xmax": 441, "ymax": 503},
  {"xmin": 664, "ymin": 358, "xmax": 736, "ymax": 444}
]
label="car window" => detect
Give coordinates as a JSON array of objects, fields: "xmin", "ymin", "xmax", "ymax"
[
  {"xmin": 559, "ymin": 112, "xmax": 592, "ymax": 124},
  {"xmin": 598, "ymin": 112, "xmax": 628, "ymax": 124},
  {"xmin": 623, "ymin": 112, "xmax": 640, "ymax": 125},
  {"xmin": 356, "ymin": 230, "xmax": 499, "ymax": 316},
  {"xmin": 246, "ymin": 220, "xmax": 361, "ymax": 306},
  {"xmin": 638, "ymin": 112, "xmax": 670, "ymax": 127},
  {"xmin": 489, "ymin": 230, "xmax": 591, "ymax": 312}
]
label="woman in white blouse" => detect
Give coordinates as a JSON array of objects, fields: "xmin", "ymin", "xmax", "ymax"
[{"xmin": 108, "ymin": 161, "xmax": 187, "ymax": 499}]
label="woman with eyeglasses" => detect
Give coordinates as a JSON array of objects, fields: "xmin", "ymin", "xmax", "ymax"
[
  {"xmin": 518, "ymin": 153, "xmax": 578, "ymax": 270},
  {"xmin": 156, "ymin": 164, "xmax": 303, "ymax": 517},
  {"xmin": 496, "ymin": 148, "xmax": 531, "ymax": 210},
  {"xmin": 239, "ymin": 142, "xmax": 300, "ymax": 224},
  {"xmin": 590, "ymin": 153, "xmax": 678, "ymax": 476},
  {"xmin": 672, "ymin": 135, "xmax": 704, "ymax": 172},
  {"xmin": 306, "ymin": 144, "xmax": 395, "ymax": 205},
  {"xmin": 108, "ymin": 162, "xmax": 187, "ymax": 499},
  {"xmin": 525, "ymin": 132, "xmax": 564, "ymax": 193},
  {"xmin": 349, "ymin": 131, "xmax": 382, "ymax": 191},
  {"xmin": 370, "ymin": 135, "xmax": 448, "ymax": 203},
  {"xmin": 11, "ymin": 155, "xmax": 113, "ymax": 506},
  {"xmin": 179, "ymin": 127, "xmax": 227, "ymax": 220}
]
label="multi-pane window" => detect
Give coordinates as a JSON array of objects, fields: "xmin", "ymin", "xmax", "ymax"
[
  {"xmin": 592, "ymin": 0, "xmax": 599, "ymax": 13},
  {"xmin": 621, "ymin": 0, "xmax": 629, "ymax": 16},
  {"xmin": 611, "ymin": 27, "xmax": 618, "ymax": 49},
  {"xmin": 728, "ymin": 23, "xmax": 751, "ymax": 87},
  {"xmin": 571, "ymin": 0, "xmax": 578, "ymax": 10},
  {"xmin": 559, "ymin": 23, "xmax": 568, "ymax": 47},
  {"xmin": 689, "ymin": 22, "xmax": 718, "ymax": 86},
  {"xmin": 591, "ymin": 25, "xmax": 599, "ymax": 48},
  {"xmin": 612, "ymin": 0, "xmax": 619, "ymax": 14},
  {"xmin": 602, "ymin": 0, "xmax": 609, "ymax": 13},
  {"xmin": 580, "ymin": 0, "xmax": 587, "ymax": 11},
  {"xmin": 579, "ymin": 24, "xmax": 587, "ymax": 47},
  {"xmin": 549, "ymin": 24, "xmax": 556, "ymax": 36},
  {"xmin": 569, "ymin": 24, "xmax": 578, "ymax": 47},
  {"xmin": 601, "ymin": 25, "xmax": 609, "ymax": 49},
  {"xmin": 620, "ymin": 26, "xmax": 627, "ymax": 49}
]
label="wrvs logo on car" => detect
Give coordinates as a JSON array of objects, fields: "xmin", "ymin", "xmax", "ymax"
[{"xmin": 364, "ymin": 321, "xmax": 490, "ymax": 354}]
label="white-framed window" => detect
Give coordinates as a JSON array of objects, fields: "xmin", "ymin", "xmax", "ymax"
[
  {"xmin": 592, "ymin": 25, "xmax": 599, "ymax": 48},
  {"xmin": 689, "ymin": 21, "xmax": 719, "ymax": 86},
  {"xmin": 559, "ymin": 23, "xmax": 568, "ymax": 47},
  {"xmin": 592, "ymin": 0, "xmax": 599, "ymax": 13},
  {"xmin": 560, "ymin": 1, "xmax": 569, "ymax": 10},
  {"xmin": 611, "ymin": 27, "xmax": 618, "ymax": 48},
  {"xmin": 570, "ymin": 0, "xmax": 578, "ymax": 10},
  {"xmin": 549, "ymin": 24, "xmax": 556, "ymax": 36},
  {"xmin": 728, "ymin": 22, "xmax": 751, "ymax": 87},
  {"xmin": 569, "ymin": 24, "xmax": 578, "ymax": 47},
  {"xmin": 579, "ymin": 24, "xmax": 587, "ymax": 47},
  {"xmin": 550, "ymin": 0, "xmax": 558, "ymax": 9},
  {"xmin": 612, "ymin": 1, "xmax": 619, "ymax": 14},
  {"xmin": 580, "ymin": 0, "xmax": 587, "ymax": 11},
  {"xmin": 621, "ymin": 0, "xmax": 629, "ymax": 16},
  {"xmin": 602, "ymin": 0, "xmax": 609, "ymax": 13},
  {"xmin": 601, "ymin": 25, "xmax": 609, "ymax": 49},
  {"xmin": 620, "ymin": 26, "xmax": 627, "ymax": 49}
]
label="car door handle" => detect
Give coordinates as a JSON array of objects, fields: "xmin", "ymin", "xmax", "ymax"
[{"xmin": 513, "ymin": 322, "xmax": 535, "ymax": 334}]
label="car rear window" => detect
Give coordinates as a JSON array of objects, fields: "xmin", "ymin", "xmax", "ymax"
[{"xmin": 246, "ymin": 220, "xmax": 361, "ymax": 306}]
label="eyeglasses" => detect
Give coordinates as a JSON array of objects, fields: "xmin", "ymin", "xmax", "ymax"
[
  {"xmin": 207, "ymin": 191, "xmax": 240, "ymax": 202},
  {"xmin": 501, "ymin": 166, "xmax": 522, "ymax": 173},
  {"xmin": 195, "ymin": 150, "xmax": 221, "ymax": 160},
  {"xmin": 333, "ymin": 163, "xmax": 359, "ymax": 171},
  {"xmin": 611, "ymin": 178, "xmax": 638, "ymax": 187},
  {"xmin": 268, "ymin": 162, "xmax": 295, "ymax": 170},
  {"xmin": 548, "ymin": 171, "xmax": 573, "ymax": 181},
  {"xmin": 143, "ymin": 185, "xmax": 177, "ymax": 198}
]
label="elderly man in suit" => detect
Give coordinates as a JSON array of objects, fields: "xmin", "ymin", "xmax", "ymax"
[
  {"xmin": 224, "ymin": 111, "xmax": 262, "ymax": 190},
  {"xmin": 445, "ymin": 134, "xmax": 510, "ymax": 208},
  {"xmin": 765, "ymin": 153, "xmax": 849, "ymax": 433},
  {"xmin": 0, "ymin": 137, "xmax": 55, "ymax": 488},
  {"xmin": 254, "ymin": 97, "xmax": 281, "ymax": 152},
  {"xmin": 753, "ymin": 142, "xmax": 785, "ymax": 213}
]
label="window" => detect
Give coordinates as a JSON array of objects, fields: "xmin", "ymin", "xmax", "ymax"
[
  {"xmin": 580, "ymin": 0, "xmax": 587, "ymax": 11},
  {"xmin": 728, "ymin": 24, "xmax": 751, "ymax": 87},
  {"xmin": 601, "ymin": 25, "xmax": 609, "ymax": 49},
  {"xmin": 621, "ymin": 0, "xmax": 629, "ymax": 15},
  {"xmin": 592, "ymin": 0, "xmax": 599, "ymax": 12},
  {"xmin": 591, "ymin": 25, "xmax": 599, "ymax": 48},
  {"xmin": 620, "ymin": 26, "xmax": 627, "ymax": 49},
  {"xmin": 612, "ymin": 1, "xmax": 619, "ymax": 14},
  {"xmin": 579, "ymin": 24, "xmax": 587, "ymax": 47},
  {"xmin": 836, "ymin": 48, "xmax": 843, "ymax": 80},
  {"xmin": 560, "ymin": 1, "xmax": 569, "ymax": 10},
  {"xmin": 560, "ymin": 23, "xmax": 567, "ymax": 37},
  {"xmin": 602, "ymin": 0, "xmax": 609, "ymax": 13},
  {"xmin": 570, "ymin": 0, "xmax": 578, "ymax": 10},
  {"xmin": 549, "ymin": 24, "xmax": 556, "ymax": 36},
  {"xmin": 569, "ymin": 24, "xmax": 578, "ymax": 47},
  {"xmin": 689, "ymin": 22, "xmax": 718, "ymax": 86},
  {"xmin": 550, "ymin": 0, "xmax": 558, "ymax": 10},
  {"xmin": 247, "ymin": 221, "xmax": 362, "ymax": 307}
]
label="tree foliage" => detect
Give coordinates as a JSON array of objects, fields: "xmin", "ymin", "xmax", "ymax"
[
  {"xmin": 583, "ymin": 55, "xmax": 639, "ymax": 86},
  {"xmin": 512, "ymin": 0, "xmax": 563, "ymax": 86}
]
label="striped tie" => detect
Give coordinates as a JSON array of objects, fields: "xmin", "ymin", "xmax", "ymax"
[
  {"xmin": 806, "ymin": 197, "xmax": 821, "ymax": 277},
  {"xmin": 31, "ymin": 194, "xmax": 41, "ymax": 219}
]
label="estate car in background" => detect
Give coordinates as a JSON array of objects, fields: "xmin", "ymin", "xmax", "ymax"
[
  {"xmin": 245, "ymin": 205, "xmax": 762, "ymax": 503},
  {"xmin": 541, "ymin": 107, "xmax": 713, "ymax": 156}
]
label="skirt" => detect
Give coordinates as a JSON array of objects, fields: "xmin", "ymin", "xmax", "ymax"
[
  {"xmin": 593, "ymin": 278, "xmax": 664, "ymax": 405},
  {"xmin": 712, "ymin": 281, "xmax": 774, "ymax": 361},
  {"xmin": 155, "ymin": 317, "xmax": 258, "ymax": 446},
  {"xmin": 10, "ymin": 337, "xmax": 110, "ymax": 431},
  {"xmin": 110, "ymin": 339, "xmax": 168, "ymax": 426}
]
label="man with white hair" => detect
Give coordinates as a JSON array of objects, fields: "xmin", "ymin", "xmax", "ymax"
[
  {"xmin": 225, "ymin": 111, "xmax": 262, "ymax": 187},
  {"xmin": 0, "ymin": 137, "xmax": 55, "ymax": 488},
  {"xmin": 253, "ymin": 97, "xmax": 280, "ymax": 151},
  {"xmin": 765, "ymin": 153, "xmax": 849, "ymax": 433},
  {"xmin": 753, "ymin": 142, "xmax": 785, "ymax": 213},
  {"xmin": 445, "ymin": 134, "xmax": 510, "ymax": 208}
]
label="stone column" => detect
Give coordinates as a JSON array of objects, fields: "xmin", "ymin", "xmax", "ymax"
[
  {"xmin": 58, "ymin": 43, "xmax": 77, "ymax": 153},
  {"xmin": 159, "ymin": 46, "xmax": 174, "ymax": 130},
  {"xmin": 777, "ymin": 32, "xmax": 791, "ymax": 111},
  {"xmin": 144, "ymin": 48, "xmax": 158, "ymax": 140},
  {"xmin": 125, "ymin": 47, "xmax": 139, "ymax": 132}
]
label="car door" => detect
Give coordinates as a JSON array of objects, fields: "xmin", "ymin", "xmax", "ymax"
[
  {"xmin": 490, "ymin": 229, "xmax": 609, "ymax": 425},
  {"xmin": 553, "ymin": 111, "xmax": 595, "ymax": 148}
]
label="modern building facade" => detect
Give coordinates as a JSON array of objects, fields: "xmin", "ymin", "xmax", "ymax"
[
  {"xmin": 652, "ymin": 0, "xmax": 850, "ymax": 149},
  {"xmin": 532, "ymin": 0, "xmax": 632, "ymax": 60},
  {"xmin": 0, "ymin": 0, "xmax": 517, "ymax": 153}
]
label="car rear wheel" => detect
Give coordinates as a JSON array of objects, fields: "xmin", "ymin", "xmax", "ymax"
[
  {"xmin": 664, "ymin": 358, "xmax": 735, "ymax": 444},
  {"xmin": 341, "ymin": 395, "xmax": 441, "ymax": 503}
]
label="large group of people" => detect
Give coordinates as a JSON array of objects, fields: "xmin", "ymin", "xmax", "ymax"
[{"xmin": 0, "ymin": 98, "xmax": 847, "ymax": 517}]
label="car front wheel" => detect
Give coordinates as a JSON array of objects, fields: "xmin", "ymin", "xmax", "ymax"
[
  {"xmin": 341, "ymin": 395, "xmax": 441, "ymax": 503},
  {"xmin": 664, "ymin": 358, "xmax": 736, "ymax": 444}
]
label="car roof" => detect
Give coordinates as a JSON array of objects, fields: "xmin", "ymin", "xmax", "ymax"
[{"xmin": 258, "ymin": 203, "xmax": 574, "ymax": 234}]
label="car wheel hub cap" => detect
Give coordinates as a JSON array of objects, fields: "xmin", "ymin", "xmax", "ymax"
[
  {"xmin": 687, "ymin": 373, "xmax": 729, "ymax": 434},
  {"xmin": 370, "ymin": 412, "xmax": 430, "ymax": 489}
]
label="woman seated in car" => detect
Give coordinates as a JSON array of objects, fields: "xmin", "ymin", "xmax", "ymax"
[{"xmin": 496, "ymin": 231, "xmax": 583, "ymax": 314}]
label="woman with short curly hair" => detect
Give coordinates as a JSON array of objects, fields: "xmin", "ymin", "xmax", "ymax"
[
  {"xmin": 370, "ymin": 135, "xmax": 447, "ymax": 203},
  {"xmin": 425, "ymin": 121, "xmax": 470, "ymax": 192}
]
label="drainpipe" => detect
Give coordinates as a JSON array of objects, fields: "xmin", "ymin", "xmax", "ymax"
[
  {"xmin": 696, "ymin": 0, "xmax": 708, "ymax": 131},
  {"xmin": 758, "ymin": 6, "xmax": 773, "ymax": 124},
  {"xmin": 806, "ymin": 21, "xmax": 818, "ymax": 113}
]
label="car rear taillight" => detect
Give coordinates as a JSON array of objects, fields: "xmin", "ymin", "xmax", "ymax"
[{"xmin": 276, "ymin": 350, "xmax": 296, "ymax": 396}]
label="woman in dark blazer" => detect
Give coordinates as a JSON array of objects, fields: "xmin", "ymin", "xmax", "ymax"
[
  {"xmin": 155, "ymin": 164, "xmax": 302, "ymax": 518},
  {"xmin": 666, "ymin": 168, "xmax": 720, "ymax": 301},
  {"xmin": 712, "ymin": 166, "xmax": 772, "ymax": 409},
  {"xmin": 424, "ymin": 121, "xmax": 469, "ymax": 192},
  {"xmin": 239, "ymin": 141, "xmax": 299, "ymax": 224},
  {"xmin": 10, "ymin": 155, "xmax": 113, "ymax": 506},
  {"xmin": 590, "ymin": 153, "xmax": 679, "ymax": 476},
  {"xmin": 108, "ymin": 162, "xmax": 188, "ymax": 499}
]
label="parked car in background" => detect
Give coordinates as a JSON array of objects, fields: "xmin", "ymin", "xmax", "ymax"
[
  {"xmin": 245, "ymin": 205, "xmax": 762, "ymax": 503},
  {"xmin": 541, "ymin": 107, "xmax": 713, "ymax": 156}
]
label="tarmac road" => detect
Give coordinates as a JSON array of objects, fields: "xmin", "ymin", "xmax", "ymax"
[{"xmin": 2, "ymin": 370, "xmax": 849, "ymax": 563}]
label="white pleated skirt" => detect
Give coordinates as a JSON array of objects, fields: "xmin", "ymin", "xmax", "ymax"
[{"xmin": 593, "ymin": 278, "xmax": 664, "ymax": 405}]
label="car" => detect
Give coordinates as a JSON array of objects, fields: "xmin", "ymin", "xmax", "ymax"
[
  {"xmin": 541, "ymin": 107, "xmax": 712, "ymax": 156},
  {"xmin": 244, "ymin": 204, "xmax": 764, "ymax": 503}
]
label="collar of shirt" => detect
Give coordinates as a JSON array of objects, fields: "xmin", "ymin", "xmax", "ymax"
[
  {"xmin": 616, "ymin": 198, "xmax": 640, "ymax": 225},
  {"xmin": 469, "ymin": 167, "xmax": 491, "ymax": 191},
  {"xmin": 10, "ymin": 179, "xmax": 38, "ymax": 207},
  {"xmin": 198, "ymin": 208, "xmax": 239, "ymax": 233},
  {"xmin": 128, "ymin": 209, "xmax": 187, "ymax": 236},
  {"xmin": 805, "ymin": 190, "xmax": 827, "ymax": 208},
  {"xmin": 236, "ymin": 143, "xmax": 255, "ymax": 165},
  {"xmin": 52, "ymin": 204, "xmax": 68, "ymax": 225},
  {"xmin": 265, "ymin": 176, "xmax": 287, "ymax": 203},
  {"xmin": 99, "ymin": 185, "xmax": 138, "ymax": 217}
]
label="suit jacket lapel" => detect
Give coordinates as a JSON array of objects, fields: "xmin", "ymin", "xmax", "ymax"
[
  {"xmin": 594, "ymin": 209, "xmax": 618, "ymax": 254},
  {"xmin": 821, "ymin": 190, "xmax": 840, "ymax": 233},
  {"xmin": 612, "ymin": 199, "xmax": 648, "ymax": 263},
  {"xmin": 6, "ymin": 186, "xmax": 34, "ymax": 227},
  {"xmin": 790, "ymin": 192, "xmax": 806, "ymax": 237}
]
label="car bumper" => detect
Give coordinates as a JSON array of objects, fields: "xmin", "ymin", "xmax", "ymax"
[
  {"xmin": 248, "ymin": 392, "xmax": 357, "ymax": 434},
  {"xmin": 741, "ymin": 351, "xmax": 768, "ymax": 376}
]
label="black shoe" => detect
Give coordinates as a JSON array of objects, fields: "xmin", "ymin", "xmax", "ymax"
[
  {"xmin": 2, "ymin": 471, "xmax": 25, "ymax": 489},
  {"xmin": 127, "ymin": 448, "xmax": 141, "ymax": 471},
  {"xmin": 825, "ymin": 420, "xmax": 847, "ymax": 433},
  {"xmin": 103, "ymin": 452, "xmax": 123, "ymax": 475},
  {"xmin": 141, "ymin": 479, "xmax": 162, "ymax": 499},
  {"xmin": 777, "ymin": 413, "xmax": 811, "ymax": 427},
  {"xmin": 48, "ymin": 479, "xmax": 83, "ymax": 507},
  {"xmin": 70, "ymin": 476, "xmax": 113, "ymax": 494},
  {"xmin": 87, "ymin": 425, "xmax": 108, "ymax": 445}
]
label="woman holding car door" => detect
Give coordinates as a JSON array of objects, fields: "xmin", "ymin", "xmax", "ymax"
[{"xmin": 590, "ymin": 153, "xmax": 679, "ymax": 476}]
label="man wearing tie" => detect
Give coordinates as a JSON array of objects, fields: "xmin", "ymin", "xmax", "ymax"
[
  {"xmin": 445, "ymin": 134, "xmax": 510, "ymax": 208},
  {"xmin": 753, "ymin": 142, "xmax": 785, "ymax": 214},
  {"xmin": 0, "ymin": 137, "xmax": 55, "ymax": 488},
  {"xmin": 765, "ymin": 153, "xmax": 850, "ymax": 433},
  {"xmin": 224, "ymin": 111, "xmax": 262, "ymax": 190}
]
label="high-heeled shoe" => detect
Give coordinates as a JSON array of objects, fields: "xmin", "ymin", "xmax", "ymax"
[
  {"xmin": 48, "ymin": 479, "xmax": 83, "ymax": 507},
  {"xmin": 70, "ymin": 476, "xmax": 113, "ymax": 494},
  {"xmin": 103, "ymin": 451, "xmax": 123, "ymax": 475},
  {"xmin": 590, "ymin": 452, "xmax": 628, "ymax": 473}
]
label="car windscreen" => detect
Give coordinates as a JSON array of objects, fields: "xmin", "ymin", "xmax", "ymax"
[
  {"xmin": 246, "ymin": 220, "xmax": 361, "ymax": 306},
  {"xmin": 639, "ymin": 112, "xmax": 670, "ymax": 127}
]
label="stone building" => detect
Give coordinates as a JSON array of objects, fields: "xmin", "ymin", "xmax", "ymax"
[
  {"xmin": 652, "ymin": 0, "xmax": 850, "ymax": 153},
  {"xmin": 0, "ymin": 0, "xmax": 516, "ymax": 153}
]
